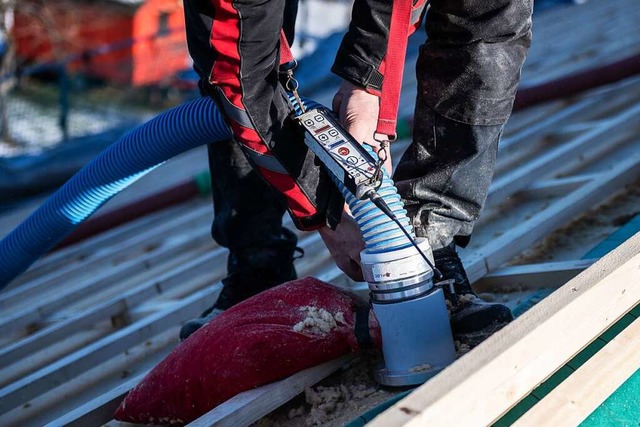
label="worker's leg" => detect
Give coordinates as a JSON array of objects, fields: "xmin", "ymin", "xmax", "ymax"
[
  {"xmin": 180, "ymin": 0, "xmax": 332, "ymax": 339},
  {"xmin": 206, "ymin": 139, "xmax": 300, "ymax": 305},
  {"xmin": 394, "ymin": 0, "xmax": 533, "ymax": 344},
  {"xmin": 205, "ymin": 0, "xmax": 302, "ymax": 308},
  {"xmin": 395, "ymin": 0, "xmax": 532, "ymax": 248},
  {"xmin": 179, "ymin": 141, "xmax": 301, "ymax": 341}
]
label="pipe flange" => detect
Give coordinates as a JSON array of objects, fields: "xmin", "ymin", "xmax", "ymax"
[
  {"xmin": 370, "ymin": 281, "xmax": 434, "ymax": 303},
  {"xmin": 368, "ymin": 270, "xmax": 433, "ymax": 292},
  {"xmin": 373, "ymin": 363, "xmax": 448, "ymax": 387}
]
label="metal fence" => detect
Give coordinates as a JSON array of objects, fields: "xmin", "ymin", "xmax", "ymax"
[{"xmin": 0, "ymin": 30, "xmax": 193, "ymax": 158}]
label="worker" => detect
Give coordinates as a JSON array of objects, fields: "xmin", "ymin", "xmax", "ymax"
[{"xmin": 179, "ymin": 0, "xmax": 533, "ymax": 347}]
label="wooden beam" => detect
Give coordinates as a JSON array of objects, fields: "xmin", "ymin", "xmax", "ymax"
[
  {"xmin": 0, "ymin": 218, "xmax": 211, "ymax": 313},
  {"xmin": 551, "ymin": 119, "xmax": 612, "ymax": 136},
  {"xmin": 0, "ymin": 251, "xmax": 218, "ymax": 368},
  {"xmin": 18, "ymin": 326, "xmax": 181, "ymax": 426},
  {"xmin": 501, "ymin": 103, "xmax": 566, "ymax": 137},
  {"xmin": 2, "ymin": 326, "xmax": 179, "ymax": 425},
  {"xmin": 43, "ymin": 374, "xmax": 146, "ymax": 427},
  {"xmin": 368, "ymin": 232, "xmax": 640, "ymax": 427},
  {"xmin": 188, "ymin": 355, "xmax": 355, "ymax": 427},
  {"xmin": 467, "ymin": 151, "xmax": 640, "ymax": 283},
  {"xmin": 499, "ymin": 97, "xmax": 598, "ymax": 152},
  {"xmin": 486, "ymin": 102, "xmax": 640, "ymax": 207},
  {"xmin": 0, "ymin": 285, "xmax": 220, "ymax": 414},
  {"xmin": 520, "ymin": 174, "xmax": 599, "ymax": 199},
  {"xmin": 493, "ymin": 77, "xmax": 640, "ymax": 180},
  {"xmin": 473, "ymin": 259, "xmax": 597, "ymax": 292},
  {"xmin": 513, "ymin": 316, "xmax": 640, "ymax": 426},
  {"xmin": 14, "ymin": 202, "xmax": 206, "ymax": 285},
  {"xmin": 0, "ymin": 234, "xmax": 212, "ymax": 335}
]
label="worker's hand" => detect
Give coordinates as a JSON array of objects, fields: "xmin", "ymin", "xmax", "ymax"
[
  {"xmin": 318, "ymin": 212, "xmax": 365, "ymax": 282},
  {"xmin": 332, "ymin": 80, "xmax": 392, "ymax": 175}
]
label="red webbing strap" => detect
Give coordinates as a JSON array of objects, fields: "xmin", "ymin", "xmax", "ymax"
[
  {"xmin": 279, "ymin": 30, "xmax": 295, "ymax": 65},
  {"xmin": 376, "ymin": 0, "xmax": 414, "ymax": 138}
]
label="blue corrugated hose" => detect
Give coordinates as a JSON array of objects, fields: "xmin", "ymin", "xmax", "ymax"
[
  {"xmin": 0, "ymin": 97, "xmax": 229, "ymax": 288},
  {"xmin": 0, "ymin": 94, "xmax": 414, "ymax": 289}
]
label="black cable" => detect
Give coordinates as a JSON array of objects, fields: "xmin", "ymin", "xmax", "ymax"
[{"xmin": 367, "ymin": 191, "xmax": 443, "ymax": 281}]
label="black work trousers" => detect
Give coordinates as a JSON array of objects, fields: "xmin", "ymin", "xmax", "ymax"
[
  {"xmin": 204, "ymin": 0, "xmax": 299, "ymax": 275},
  {"xmin": 210, "ymin": 0, "xmax": 532, "ymax": 258},
  {"xmin": 394, "ymin": 0, "xmax": 532, "ymax": 249}
]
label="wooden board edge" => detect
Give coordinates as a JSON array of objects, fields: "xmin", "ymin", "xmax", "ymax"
[
  {"xmin": 368, "ymin": 231, "xmax": 640, "ymax": 427},
  {"xmin": 187, "ymin": 354, "xmax": 355, "ymax": 427},
  {"xmin": 513, "ymin": 316, "xmax": 640, "ymax": 426}
]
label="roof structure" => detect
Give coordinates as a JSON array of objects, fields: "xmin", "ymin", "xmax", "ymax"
[{"xmin": 1, "ymin": 0, "xmax": 640, "ymax": 425}]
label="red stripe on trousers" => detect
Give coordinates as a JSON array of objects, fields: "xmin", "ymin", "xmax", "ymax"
[{"xmin": 208, "ymin": 0, "xmax": 320, "ymax": 221}]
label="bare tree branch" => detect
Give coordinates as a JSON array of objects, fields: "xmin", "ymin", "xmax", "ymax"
[{"xmin": 0, "ymin": 0, "xmax": 18, "ymax": 146}]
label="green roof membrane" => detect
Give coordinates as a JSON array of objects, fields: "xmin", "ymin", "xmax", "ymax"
[
  {"xmin": 492, "ymin": 309, "xmax": 639, "ymax": 426},
  {"xmin": 584, "ymin": 215, "xmax": 640, "ymax": 259},
  {"xmin": 580, "ymin": 368, "xmax": 640, "ymax": 427}
]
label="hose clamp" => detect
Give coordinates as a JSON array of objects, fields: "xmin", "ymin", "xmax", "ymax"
[{"xmin": 361, "ymin": 238, "xmax": 435, "ymax": 303}]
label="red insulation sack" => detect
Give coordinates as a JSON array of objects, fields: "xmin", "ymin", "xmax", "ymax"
[{"xmin": 114, "ymin": 277, "xmax": 379, "ymax": 425}]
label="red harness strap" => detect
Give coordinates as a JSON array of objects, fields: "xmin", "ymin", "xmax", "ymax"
[
  {"xmin": 376, "ymin": 0, "xmax": 417, "ymax": 139},
  {"xmin": 279, "ymin": 0, "xmax": 424, "ymax": 139},
  {"xmin": 279, "ymin": 30, "xmax": 295, "ymax": 65}
]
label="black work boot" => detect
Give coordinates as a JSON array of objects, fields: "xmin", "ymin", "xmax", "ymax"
[
  {"xmin": 434, "ymin": 242, "xmax": 513, "ymax": 347},
  {"xmin": 179, "ymin": 229, "xmax": 301, "ymax": 340}
]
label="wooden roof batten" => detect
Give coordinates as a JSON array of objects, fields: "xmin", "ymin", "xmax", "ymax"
[{"xmin": 370, "ymin": 232, "xmax": 640, "ymax": 426}]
